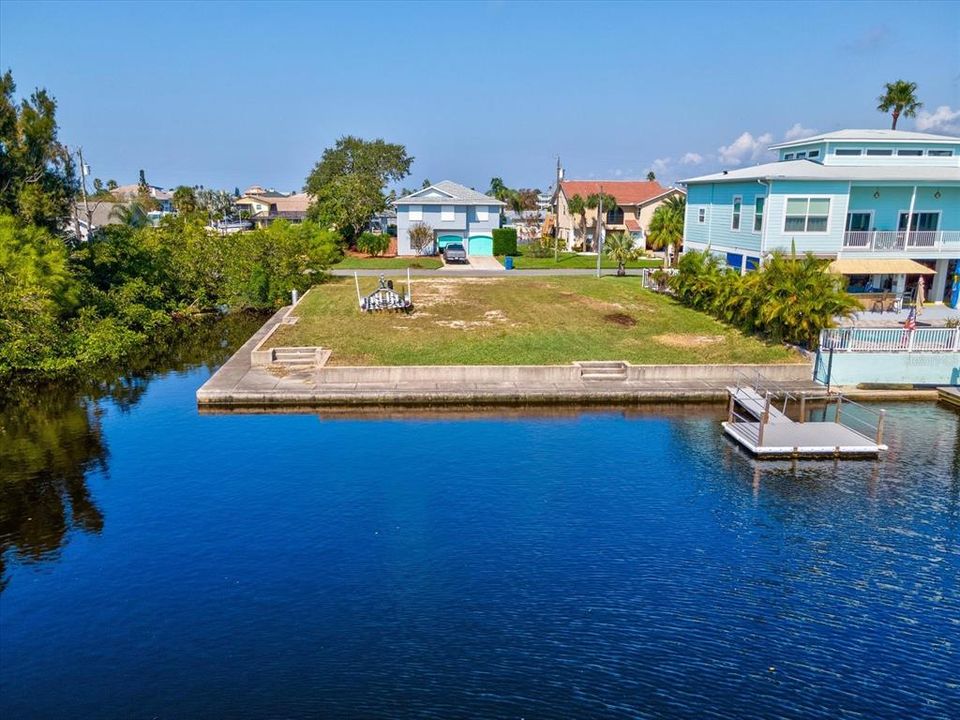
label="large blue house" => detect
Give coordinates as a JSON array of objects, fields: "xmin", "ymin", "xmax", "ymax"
[
  {"xmin": 394, "ymin": 180, "xmax": 505, "ymax": 256},
  {"xmin": 681, "ymin": 129, "xmax": 960, "ymax": 303}
]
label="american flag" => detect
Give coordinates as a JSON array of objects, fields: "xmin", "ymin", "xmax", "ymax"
[{"xmin": 904, "ymin": 306, "xmax": 917, "ymax": 331}]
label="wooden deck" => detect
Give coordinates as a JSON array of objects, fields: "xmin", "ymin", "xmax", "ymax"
[{"xmin": 724, "ymin": 383, "xmax": 886, "ymax": 458}]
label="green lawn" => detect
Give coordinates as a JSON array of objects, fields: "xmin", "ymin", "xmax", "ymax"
[
  {"xmin": 498, "ymin": 247, "xmax": 663, "ymax": 270},
  {"xmin": 269, "ymin": 276, "xmax": 801, "ymax": 366},
  {"xmin": 333, "ymin": 255, "xmax": 443, "ymax": 270}
]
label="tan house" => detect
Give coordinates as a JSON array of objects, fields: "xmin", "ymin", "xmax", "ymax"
[
  {"xmin": 554, "ymin": 180, "xmax": 684, "ymax": 251},
  {"xmin": 235, "ymin": 190, "xmax": 311, "ymax": 226}
]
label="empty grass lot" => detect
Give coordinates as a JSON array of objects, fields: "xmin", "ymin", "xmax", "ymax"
[
  {"xmin": 332, "ymin": 256, "xmax": 443, "ymax": 270},
  {"xmin": 498, "ymin": 247, "xmax": 663, "ymax": 270},
  {"xmin": 267, "ymin": 276, "xmax": 802, "ymax": 366}
]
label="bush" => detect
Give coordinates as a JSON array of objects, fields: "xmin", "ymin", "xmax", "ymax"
[
  {"xmin": 669, "ymin": 249, "xmax": 859, "ymax": 348},
  {"xmin": 355, "ymin": 232, "xmax": 390, "ymax": 257},
  {"xmin": 408, "ymin": 222, "xmax": 434, "ymax": 256},
  {"xmin": 492, "ymin": 228, "xmax": 518, "ymax": 256}
]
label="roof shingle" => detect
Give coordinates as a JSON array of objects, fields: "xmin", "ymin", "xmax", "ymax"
[{"xmin": 559, "ymin": 180, "xmax": 673, "ymax": 205}]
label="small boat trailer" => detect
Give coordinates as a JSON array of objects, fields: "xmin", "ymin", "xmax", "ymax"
[{"xmin": 356, "ymin": 271, "xmax": 413, "ymax": 313}]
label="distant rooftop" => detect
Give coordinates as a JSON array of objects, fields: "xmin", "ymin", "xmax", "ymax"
[
  {"xmin": 770, "ymin": 128, "xmax": 960, "ymax": 150},
  {"xmin": 558, "ymin": 180, "xmax": 678, "ymax": 205},
  {"xmin": 681, "ymin": 159, "xmax": 960, "ymax": 184},
  {"xmin": 394, "ymin": 180, "xmax": 505, "ymax": 206}
]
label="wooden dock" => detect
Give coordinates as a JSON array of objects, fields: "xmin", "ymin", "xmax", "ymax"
[
  {"xmin": 723, "ymin": 379, "xmax": 887, "ymax": 458},
  {"xmin": 938, "ymin": 386, "xmax": 960, "ymax": 410}
]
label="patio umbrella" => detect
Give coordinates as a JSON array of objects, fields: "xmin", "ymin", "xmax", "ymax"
[{"xmin": 916, "ymin": 277, "xmax": 926, "ymax": 315}]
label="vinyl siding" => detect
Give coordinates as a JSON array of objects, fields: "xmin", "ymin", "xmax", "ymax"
[{"xmin": 396, "ymin": 204, "xmax": 500, "ymax": 255}]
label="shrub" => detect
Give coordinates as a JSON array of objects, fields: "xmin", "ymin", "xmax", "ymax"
[
  {"xmin": 669, "ymin": 249, "xmax": 859, "ymax": 348},
  {"xmin": 408, "ymin": 222, "xmax": 434, "ymax": 256},
  {"xmin": 492, "ymin": 228, "xmax": 518, "ymax": 256},
  {"xmin": 356, "ymin": 232, "xmax": 390, "ymax": 257}
]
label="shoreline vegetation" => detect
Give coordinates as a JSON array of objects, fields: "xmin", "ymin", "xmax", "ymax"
[{"xmin": 267, "ymin": 276, "xmax": 802, "ymax": 366}]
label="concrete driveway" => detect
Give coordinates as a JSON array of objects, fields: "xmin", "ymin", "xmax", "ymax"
[{"xmin": 443, "ymin": 255, "xmax": 504, "ymax": 271}]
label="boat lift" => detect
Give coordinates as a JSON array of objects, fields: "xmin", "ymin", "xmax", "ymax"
[
  {"xmin": 723, "ymin": 370, "xmax": 887, "ymax": 458},
  {"xmin": 356, "ymin": 271, "xmax": 413, "ymax": 313}
]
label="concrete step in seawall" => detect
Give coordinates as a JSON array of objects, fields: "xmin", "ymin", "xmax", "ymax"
[
  {"xmin": 272, "ymin": 347, "xmax": 327, "ymax": 369},
  {"xmin": 577, "ymin": 361, "xmax": 628, "ymax": 382}
]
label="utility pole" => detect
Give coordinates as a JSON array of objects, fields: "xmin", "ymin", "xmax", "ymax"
[{"xmin": 595, "ymin": 184, "xmax": 604, "ymax": 278}]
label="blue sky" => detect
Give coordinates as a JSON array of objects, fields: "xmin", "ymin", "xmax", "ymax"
[{"xmin": 2, "ymin": 0, "xmax": 958, "ymax": 193}]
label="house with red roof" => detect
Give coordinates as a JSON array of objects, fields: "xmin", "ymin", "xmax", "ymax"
[{"xmin": 553, "ymin": 180, "xmax": 684, "ymax": 251}]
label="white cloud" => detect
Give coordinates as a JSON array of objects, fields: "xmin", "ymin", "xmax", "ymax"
[
  {"xmin": 652, "ymin": 157, "xmax": 671, "ymax": 174},
  {"xmin": 613, "ymin": 168, "xmax": 623, "ymax": 177},
  {"xmin": 784, "ymin": 123, "xmax": 816, "ymax": 141},
  {"xmin": 680, "ymin": 152, "xmax": 703, "ymax": 166},
  {"xmin": 915, "ymin": 105, "xmax": 960, "ymax": 134},
  {"xmin": 717, "ymin": 131, "xmax": 774, "ymax": 166}
]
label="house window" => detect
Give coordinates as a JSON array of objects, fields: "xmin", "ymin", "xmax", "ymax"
[
  {"xmin": 835, "ymin": 148, "xmax": 862, "ymax": 156},
  {"xmin": 897, "ymin": 149, "xmax": 923, "ymax": 157},
  {"xmin": 731, "ymin": 196, "xmax": 742, "ymax": 230},
  {"xmin": 866, "ymin": 148, "xmax": 893, "ymax": 156},
  {"xmin": 807, "ymin": 149, "xmax": 820, "ymax": 158},
  {"xmin": 441, "ymin": 205, "xmax": 455, "ymax": 221},
  {"xmin": 846, "ymin": 212, "xmax": 872, "ymax": 232},
  {"xmin": 409, "ymin": 204, "xmax": 422, "ymax": 221},
  {"xmin": 784, "ymin": 153, "xmax": 795, "ymax": 160},
  {"xmin": 927, "ymin": 149, "xmax": 953, "ymax": 157},
  {"xmin": 753, "ymin": 197, "xmax": 765, "ymax": 232},
  {"xmin": 476, "ymin": 206, "xmax": 489, "ymax": 221},
  {"xmin": 898, "ymin": 212, "xmax": 939, "ymax": 232},
  {"xmin": 795, "ymin": 152, "xmax": 807, "ymax": 159},
  {"xmin": 606, "ymin": 206, "xmax": 624, "ymax": 224},
  {"xmin": 698, "ymin": 208, "xmax": 705, "ymax": 223},
  {"xmin": 784, "ymin": 197, "xmax": 830, "ymax": 232}
]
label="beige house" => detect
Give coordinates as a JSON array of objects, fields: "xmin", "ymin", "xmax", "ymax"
[
  {"xmin": 554, "ymin": 180, "xmax": 684, "ymax": 251},
  {"xmin": 235, "ymin": 189, "xmax": 311, "ymax": 226}
]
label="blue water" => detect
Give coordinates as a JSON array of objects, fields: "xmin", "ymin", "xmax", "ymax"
[{"xmin": 1, "ymin": 329, "xmax": 959, "ymax": 718}]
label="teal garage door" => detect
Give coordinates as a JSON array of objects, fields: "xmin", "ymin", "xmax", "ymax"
[
  {"xmin": 467, "ymin": 235, "xmax": 493, "ymax": 256},
  {"xmin": 437, "ymin": 234, "xmax": 463, "ymax": 250}
]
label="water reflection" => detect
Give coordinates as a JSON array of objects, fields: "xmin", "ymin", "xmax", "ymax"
[{"xmin": 0, "ymin": 313, "xmax": 265, "ymax": 587}]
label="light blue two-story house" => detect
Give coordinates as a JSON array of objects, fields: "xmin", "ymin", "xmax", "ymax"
[
  {"xmin": 681, "ymin": 129, "xmax": 960, "ymax": 304},
  {"xmin": 394, "ymin": 180, "xmax": 505, "ymax": 256}
]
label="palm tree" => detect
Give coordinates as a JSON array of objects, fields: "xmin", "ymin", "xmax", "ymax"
[
  {"xmin": 877, "ymin": 80, "xmax": 922, "ymax": 130},
  {"xmin": 604, "ymin": 231, "xmax": 636, "ymax": 276},
  {"xmin": 646, "ymin": 171, "xmax": 656, "ymax": 181},
  {"xmin": 109, "ymin": 201, "xmax": 149, "ymax": 229},
  {"xmin": 646, "ymin": 195, "xmax": 686, "ymax": 267},
  {"xmin": 585, "ymin": 192, "xmax": 617, "ymax": 253},
  {"xmin": 567, "ymin": 193, "xmax": 587, "ymax": 250}
]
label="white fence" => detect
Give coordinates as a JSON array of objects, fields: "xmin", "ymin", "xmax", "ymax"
[{"xmin": 820, "ymin": 327, "xmax": 960, "ymax": 353}]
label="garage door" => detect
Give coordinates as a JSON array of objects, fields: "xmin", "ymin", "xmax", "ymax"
[
  {"xmin": 437, "ymin": 234, "xmax": 463, "ymax": 250},
  {"xmin": 467, "ymin": 235, "xmax": 493, "ymax": 256}
]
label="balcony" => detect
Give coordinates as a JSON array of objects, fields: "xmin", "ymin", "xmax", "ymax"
[{"xmin": 842, "ymin": 230, "xmax": 960, "ymax": 254}]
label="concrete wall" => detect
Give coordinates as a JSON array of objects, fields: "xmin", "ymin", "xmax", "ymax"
[
  {"xmin": 318, "ymin": 362, "xmax": 811, "ymax": 385},
  {"xmin": 825, "ymin": 351, "xmax": 960, "ymax": 386}
]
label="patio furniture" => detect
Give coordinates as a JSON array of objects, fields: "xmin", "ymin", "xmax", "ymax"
[{"xmin": 892, "ymin": 293, "xmax": 905, "ymax": 314}]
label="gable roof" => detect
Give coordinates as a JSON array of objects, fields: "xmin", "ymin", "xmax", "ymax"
[
  {"xmin": 770, "ymin": 128, "xmax": 960, "ymax": 150},
  {"xmin": 558, "ymin": 180, "xmax": 677, "ymax": 205},
  {"xmin": 681, "ymin": 158, "xmax": 960, "ymax": 184},
  {"xmin": 394, "ymin": 180, "xmax": 505, "ymax": 206}
]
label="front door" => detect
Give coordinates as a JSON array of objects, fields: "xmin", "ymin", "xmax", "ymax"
[
  {"xmin": 898, "ymin": 212, "xmax": 939, "ymax": 231},
  {"xmin": 845, "ymin": 212, "xmax": 872, "ymax": 231}
]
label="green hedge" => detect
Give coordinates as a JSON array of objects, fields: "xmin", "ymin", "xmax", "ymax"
[{"xmin": 492, "ymin": 228, "xmax": 518, "ymax": 256}]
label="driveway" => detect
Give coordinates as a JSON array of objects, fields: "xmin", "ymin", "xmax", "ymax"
[{"xmin": 443, "ymin": 255, "xmax": 504, "ymax": 271}]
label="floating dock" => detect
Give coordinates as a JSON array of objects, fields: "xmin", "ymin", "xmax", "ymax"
[
  {"xmin": 723, "ymin": 378, "xmax": 887, "ymax": 458},
  {"xmin": 937, "ymin": 386, "xmax": 960, "ymax": 410}
]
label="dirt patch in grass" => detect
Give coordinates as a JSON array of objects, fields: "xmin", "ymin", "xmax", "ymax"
[
  {"xmin": 604, "ymin": 312, "xmax": 637, "ymax": 327},
  {"xmin": 654, "ymin": 333, "xmax": 725, "ymax": 348}
]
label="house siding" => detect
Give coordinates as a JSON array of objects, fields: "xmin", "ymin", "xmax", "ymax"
[
  {"xmin": 396, "ymin": 204, "xmax": 500, "ymax": 255},
  {"xmin": 684, "ymin": 181, "xmax": 766, "ymax": 255}
]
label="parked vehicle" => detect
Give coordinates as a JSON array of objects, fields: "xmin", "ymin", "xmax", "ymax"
[{"xmin": 443, "ymin": 243, "xmax": 468, "ymax": 264}]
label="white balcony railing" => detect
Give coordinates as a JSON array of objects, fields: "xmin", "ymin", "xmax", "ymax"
[
  {"xmin": 820, "ymin": 327, "xmax": 960, "ymax": 353},
  {"xmin": 842, "ymin": 230, "xmax": 960, "ymax": 253}
]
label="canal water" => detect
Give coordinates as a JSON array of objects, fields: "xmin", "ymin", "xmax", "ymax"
[{"xmin": 1, "ymin": 318, "xmax": 958, "ymax": 719}]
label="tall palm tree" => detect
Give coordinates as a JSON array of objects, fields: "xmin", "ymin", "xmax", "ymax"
[
  {"xmin": 877, "ymin": 80, "xmax": 922, "ymax": 130},
  {"xmin": 646, "ymin": 195, "xmax": 686, "ymax": 267},
  {"xmin": 567, "ymin": 194, "xmax": 587, "ymax": 250},
  {"xmin": 584, "ymin": 192, "xmax": 617, "ymax": 253}
]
